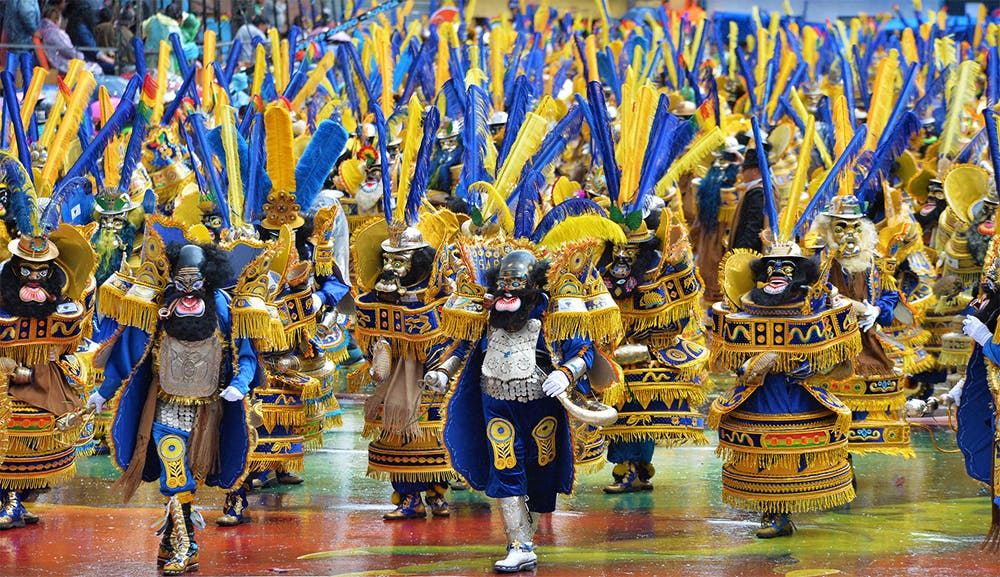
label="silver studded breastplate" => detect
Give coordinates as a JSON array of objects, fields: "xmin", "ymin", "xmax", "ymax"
[{"xmin": 481, "ymin": 319, "xmax": 546, "ymax": 402}]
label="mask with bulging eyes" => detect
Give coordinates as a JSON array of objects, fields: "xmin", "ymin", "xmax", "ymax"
[
  {"xmin": 831, "ymin": 218, "xmax": 863, "ymax": 257},
  {"xmin": 17, "ymin": 262, "xmax": 53, "ymax": 303},
  {"xmin": 761, "ymin": 259, "xmax": 796, "ymax": 295},
  {"xmin": 374, "ymin": 250, "xmax": 414, "ymax": 299},
  {"xmin": 605, "ymin": 244, "xmax": 640, "ymax": 297}
]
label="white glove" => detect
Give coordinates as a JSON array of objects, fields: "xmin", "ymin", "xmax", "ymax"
[
  {"xmin": 949, "ymin": 379, "xmax": 965, "ymax": 408},
  {"xmin": 87, "ymin": 391, "xmax": 106, "ymax": 414},
  {"xmin": 311, "ymin": 293, "xmax": 323, "ymax": 313},
  {"xmin": 422, "ymin": 370, "xmax": 449, "ymax": 393},
  {"xmin": 220, "ymin": 385, "xmax": 245, "ymax": 402},
  {"xmin": 963, "ymin": 315, "xmax": 993, "ymax": 347},
  {"xmin": 858, "ymin": 300, "xmax": 880, "ymax": 332},
  {"xmin": 542, "ymin": 370, "xmax": 571, "ymax": 398}
]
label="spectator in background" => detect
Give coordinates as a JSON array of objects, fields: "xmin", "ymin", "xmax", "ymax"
[
  {"xmin": 2, "ymin": 0, "xmax": 40, "ymax": 59},
  {"xmin": 234, "ymin": 14, "xmax": 267, "ymax": 63},
  {"xmin": 38, "ymin": 1, "xmax": 106, "ymax": 74},
  {"xmin": 95, "ymin": 6, "xmax": 136, "ymax": 74},
  {"xmin": 141, "ymin": 2, "xmax": 199, "ymax": 71}
]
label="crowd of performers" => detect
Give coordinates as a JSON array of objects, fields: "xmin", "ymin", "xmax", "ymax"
[{"xmin": 6, "ymin": 0, "xmax": 1000, "ymax": 573}]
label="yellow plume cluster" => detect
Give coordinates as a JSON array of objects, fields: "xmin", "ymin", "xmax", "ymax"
[
  {"xmin": 153, "ymin": 41, "xmax": 170, "ymax": 124},
  {"xmin": 19, "ymin": 68, "xmax": 45, "ymax": 131},
  {"xmin": 864, "ymin": 51, "xmax": 899, "ymax": 151},
  {"xmin": 832, "ymin": 95, "xmax": 854, "ymax": 193},
  {"xmin": 393, "ymin": 96, "xmax": 424, "ymax": 222},
  {"xmin": 802, "ymin": 26, "xmax": 818, "ymax": 80},
  {"xmin": 900, "ymin": 28, "xmax": 919, "ymax": 66},
  {"xmin": 252, "ymin": 44, "xmax": 267, "ymax": 97},
  {"xmin": 373, "ymin": 25, "xmax": 394, "ymax": 117},
  {"xmin": 790, "ymin": 89, "xmax": 832, "ymax": 167},
  {"xmin": 99, "ymin": 86, "xmax": 122, "ymax": 189},
  {"xmin": 41, "ymin": 68, "xmax": 96, "ymax": 193},
  {"xmin": 728, "ymin": 21, "xmax": 738, "ymax": 80},
  {"xmin": 265, "ymin": 105, "xmax": 297, "ymax": 193},
  {"xmin": 767, "ymin": 51, "xmax": 798, "ymax": 119},
  {"xmin": 940, "ymin": 59, "xmax": 980, "ymax": 159},
  {"xmin": 495, "ymin": 112, "xmax": 547, "ymax": 198},
  {"xmin": 202, "ymin": 30, "xmax": 216, "ymax": 113},
  {"xmin": 657, "ymin": 126, "xmax": 725, "ymax": 195},
  {"xmin": 469, "ymin": 182, "xmax": 514, "ymax": 233},
  {"xmin": 292, "ymin": 51, "xmax": 336, "ymax": 112},
  {"xmin": 539, "ymin": 214, "xmax": 626, "ymax": 250},
  {"xmin": 779, "ymin": 115, "xmax": 815, "ymax": 243},
  {"xmin": 617, "ymin": 77, "xmax": 658, "ymax": 206},
  {"xmin": 435, "ymin": 22, "xmax": 452, "ymax": 92},
  {"xmin": 935, "ymin": 36, "xmax": 956, "ymax": 71},
  {"xmin": 219, "ymin": 105, "xmax": 245, "ymax": 229},
  {"xmin": 489, "ymin": 24, "xmax": 509, "ymax": 109},
  {"xmin": 39, "ymin": 60, "xmax": 82, "ymax": 149}
]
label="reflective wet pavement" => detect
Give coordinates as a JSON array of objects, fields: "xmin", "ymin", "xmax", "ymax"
[{"xmin": 5, "ymin": 401, "xmax": 1000, "ymax": 576}]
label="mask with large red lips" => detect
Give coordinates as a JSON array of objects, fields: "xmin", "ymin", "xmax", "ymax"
[
  {"xmin": 0, "ymin": 256, "xmax": 66, "ymax": 319},
  {"xmin": 162, "ymin": 243, "xmax": 230, "ymax": 341},
  {"xmin": 748, "ymin": 256, "xmax": 820, "ymax": 306}
]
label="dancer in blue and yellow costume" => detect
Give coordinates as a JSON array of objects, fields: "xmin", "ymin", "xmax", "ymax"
[
  {"xmin": 0, "ymin": 151, "xmax": 97, "ymax": 531},
  {"xmin": 580, "ymin": 78, "xmax": 711, "ymax": 493},
  {"xmin": 353, "ymin": 97, "xmax": 459, "ymax": 521},
  {"xmin": 710, "ymin": 120, "xmax": 860, "ymax": 539}
]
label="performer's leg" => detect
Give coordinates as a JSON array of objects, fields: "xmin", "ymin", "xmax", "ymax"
[
  {"xmin": 0, "ymin": 489, "xmax": 25, "ymax": 530},
  {"xmin": 383, "ymin": 481, "xmax": 428, "ymax": 521},
  {"xmin": 162, "ymin": 491, "xmax": 203, "ymax": 575},
  {"xmin": 217, "ymin": 481, "xmax": 252, "ymax": 526},
  {"xmin": 152, "ymin": 422, "xmax": 200, "ymax": 573},
  {"xmin": 424, "ymin": 482, "xmax": 451, "ymax": 518},
  {"xmin": 494, "ymin": 495, "xmax": 538, "ymax": 573},
  {"xmin": 756, "ymin": 510, "xmax": 795, "ymax": 539},
  {"xmin": 604, "ymin": 440, "xmax": 655, "ymax": 494}
]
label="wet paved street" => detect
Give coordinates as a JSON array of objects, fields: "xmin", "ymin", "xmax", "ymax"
[{"xmin": 4, "ymin": 401, "xmax": 1000, "ymax": 576}]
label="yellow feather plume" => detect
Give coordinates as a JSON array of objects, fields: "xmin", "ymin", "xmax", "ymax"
[
  {"xmin": 374, "ymin": 25, "xmax": 394, "ymax": 117},
  {"xmin": 292, "ymin": 51, "xmax": 336, "ymax": 112},
  {"xmin": 265, "ymin": 105, "xmax": 297, "ymax": 193},
  {"xmin": 940, "ymin": 59, "xmax": 980, "ymax": 159},
  {"xmin": 618, "ymin": 79, "xmax": 658, "ymax": 206},
  {"xmin": 832, "ymin": 95, "xmax": 855, "ymax": 193},
  {"xmin": 767, "ymin": 51, "xmax": 798, "ymax": 119},
  {"xmin": 435, "ymin": 22, "xmax": 451, "ymax": 92},
  {"xmin": 153, "ymin": 40, "xmax": 170, "ymax": 124},
  {"xmin": 219, "ymin": 105, "xmax": 245, "ymax": 229},
  {"xmin": 202, "ymin": 30, "xmax": 216, "ymax": 112},
  {"xmin": 865, "ymin": 51, "xmax": 899, "ymax": 151},
  {"xmin": 901, "ymin": 28, "xmax": 919, "ymax": 66},
  {"xmin": 252, "ymin": 44, "xmax": 267, "ymax": 97},
  {"xmin": 268, "ymin": 28, "xmax": 283, "ymax": 92},
  {"xmin": 99, "ymin": 86, "xmax": 122, "ymax": 188},
  {"xmin": 490, "ymin": 25, "xmax": 506, "ymax": 110},
  {"xmin": 495, "ymin": 112, "xmax": 548, "ymax": 199},
  {"xmin": 394, "ymin": 95, "xmax": 423, "ymax": 222},
  {"xmin": 728, "ymin": 22, "xmax": 738, "ymax": 80},
  {"xmin": 802, "ymin": 26, "xmax": 818, "ymax": 81},
  {"xmin": 279, "ymin": 39, "xmax": 290, "ymax": 94},
  {"xmin": 469, "ymin": 182, "xmax": 514, "ymax": 233},
  {"xmin": 19, "ymin": 67, "xmax": 45, "ymax": 131},
  {"xmin": 538, "ymin": 214, "xmax": 626, "ymax": 251},
  {"xmin": 935, "ymin": 36, "xmax": 956, "ymax": 70},
  {"xmin": 779, "ymin": 115, "xmax": 815, "ymax": 243},
  {"xmin": 41, "ymin": 70, "xmax": 96, "ymax": 194},
  {"xmin": 657, "ymin": 126, "xmax": 725, "ymax": 195},
  {"xmin": 585, "ymin": 34, "xmax": 600, "ymax": 84},
  {"xmin": 39, "ymin": 60, "xmax": 83, "ymax": 149}
]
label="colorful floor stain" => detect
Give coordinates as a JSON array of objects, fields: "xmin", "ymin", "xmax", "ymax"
[{"xmin": 5, "ymin": 401, "xmax": 1000, "ymax": 576}]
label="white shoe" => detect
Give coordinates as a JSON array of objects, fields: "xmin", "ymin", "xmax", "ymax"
[{"xmin": 494, "ymin": 542, "xmax": 537, "ymax": 573}]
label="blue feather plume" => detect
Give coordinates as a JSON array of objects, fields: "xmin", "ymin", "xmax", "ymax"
[
  {"xmin": 512, "ymin": 170, "xmax": 543, "ymax": 239},
  {"xmin": 454, "ymin": 84, "xmax": 493, "ymax": 199},
  {"xmin": 245, "ymin": 113, "xmax": 269, "ymax": 224},
  {"xmin": 188, "ymin": 112, "xmax": 231, "ymax": 229},
  {"xmin": 697, "ymin": 164, "xmax": 724, "ymax": 233},
  {"xmin": 371, "ymin": 105, "xmax": 393, "ymax": 222},
  {"xmin": 751, "ymin": 117, "xmax": 780, "ymax": 237},
  {"xmin": 224, "ymin": 38, "xmax": 241, "ymax": 81},
  {"xmin": 984, "ymin": 110, "xmax": 1000, "ymax": 201},
  {"xmin": 514, "ymin": 105, "xmax": 584, "ymax": 205},
  {"xmin": 792, "ymin": 125, "xmax": 868, "ymax": 237},
  {"xmin": 597, "ymin": 47, "xmax": 622, "ymax": 103},
  {"xmin": 736, "ymin": 47, "xmax": 758, "ymax": 112},
  {"xmin": 62, "ymin": 77, "xmax": 140, "ymax": 182},
  {"xmin": 3, "ymin": 152, "xmax": 36, "ymax": 236},
  {"xmin": 573, "ymin": 33, "xmax": 591, "ymax": 82},
  {"xmin": 336, "ymin": 45, "xmax": 361, "ymax": 118},
  {"xmin": 631, "ymin": 96, "xmax": 676, "ymax": 213},
  {"xmin": 585, "ymin": 81, "xmax": 621, "ymax": 204},
  {"xmin": 1, "ymin": 71, "xmax": 30, "ymax": 174},
  {"xmin": 169, "ymin": 32, "xmax": 192, "ymax": 88},
  {"xmin": 989, "ymin": 46, "xmax": 1000, "ymax": 108},
  {"xmin": 162, "ymin": 64, "xmax": 198, "ymax": 127},
  {"xmin": 405, "ymin": 106, "xmax": 441, "ymax": 224},
  {"xmin": 499, "ymin": 75, "xmax": 532, "ymax": 167},
  {"xmin": 296, "ymin": 120, "xmax": 349, "ymax": 212},
  {"xmin": 856, "ymin": 111, "xmax": 920, "ymax": 201},
  {"xmin": 957, "ymin": 128, "xmax": 987, "ymax": 163},
  {"xmin": 552, "ymin": 59, "xmax": 572, "ymax": 97}
]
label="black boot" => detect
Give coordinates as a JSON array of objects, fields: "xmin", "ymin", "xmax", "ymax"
[{"xmin": 156, "ymin": 505, "xmax": 174, "ymax": 566}]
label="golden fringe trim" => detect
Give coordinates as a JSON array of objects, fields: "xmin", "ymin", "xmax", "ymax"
[
  {"xmin": 364, "ymin": 466, "xmax": 454, "ymax": 483},
  {"xmin": 156, "ymin": 389, "xmax": 218, "ymax": 405},
  {"xmin": 722, "ymin": 485, "xmax": 855, "ymax": 514},
  {"xmin": 621, "ymin": 301, "xmax": 701, "ymax": 334},
  {"xmin": 302, "ymin": 435, "xmax": 325, "ymax": 451},
  {"xmin": 847, "ymin": 446, "xmax": 915, "ymax": 459},
  {"xmin": 361, "ymin": 422, "xmax": 441, "ymax": 444},
  {"xmin": 248, "ymin": 457, "xmax": 305, "ymax": 473},
  {"xmin": 114, "ymin": 298, "xmax": 161, "ymax": 334},
  {"xmin": 260, "ymin": 410, "xmax": 307, "ymax": 431},
  {"xmin": 75, "ymin": 445, "xmax": 97, "ymax": 458},
  {"xmin": 347, "ymin": 364, "xmax": 371, "ymax": 393},
  {"xmin": 837, "ymin": 394, "xmax": 907, "ymax": 413},
  {"xmin": 937, "ymin": 350, "xmax": 973, "ymax": 369},
  {"xmin": 355, "ymin": 332, "xmax": 432, "ymax": 363},
  {"xmin": 601, "ymin": 429, "xmax": 708, "ymax": 446},
  {"xmin": 711, "ymin": 332, "xmax": 862, "ymax": 374},
  {"xmin": 0, "ymin": 462, "xmax": 77, "ymax": 490},
  {"xmin": 314, "ymin": 262, "xmax": 334, "ymax": 277},
  {"xmin": 574, "ymin": 455, "xmax": 607, "ymax": 476},
  {"xmin": 324, "ymin": 414, "xmax": 343, "ymax": 429},
  {"xmin": 231, "ymin": 311, "xmax": 273, "ymax": 342},
  {"xmin": 545, "ymin": 307, "xmax": 624, "ymax": 347},
  {"xmin": 3, "ymin": 346, "xmax": 58, "ymax": 367},
  {"xmin": 97, "ymin": 285, "xmax": 125, "ymax": 320},
  {"xmin": 440, "ymin": 309, "xmax": 489, "ymax": 342},
  {"xmin": 7, "ymin": 435, "xmax": 64, "ymax": 454},
  {"xmin": 716, "ymin": 446, "xmax": 850, "ymax": 471},
  {"xmin": 326, "ymin": 346, "xmax": 349, "ymax": 366},
  {"xmin": 900, "ymin": 351, "xmax": 937, "ymax": 375},
  {"xmin": 603, "ymin": 383, "xmax": 707, "ymax": 410}
]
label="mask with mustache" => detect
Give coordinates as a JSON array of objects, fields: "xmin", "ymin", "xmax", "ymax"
[
  {"xmin": 748, "ymin": 257, "xmax": 820, "ymax": 306},
  {"xmin": 486, "ymin": 250, "xmax": 547, "ymax": 332},
  {"xmin": 374, "ymin": 246, "xmax": 435, "ymax": 303},
  {"xmin": 162, "ymin": 243, "xmax": 230, "ymax": 341},
  {"xmin": 914, "ymin": 189, "xmax": 945, "ymax": 229},
  {"xmin": 0, "ymin": 256, "xmax": 66, "ymax": 319}
]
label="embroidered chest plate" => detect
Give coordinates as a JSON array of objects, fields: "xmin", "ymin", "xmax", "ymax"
[
  {"xmin": 158, "ymin": 334, "xmax": 223, "ymax": 398},
  {"xmin": 482, "ymin": 319, "xmax": 542, "ymax": 382}
]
